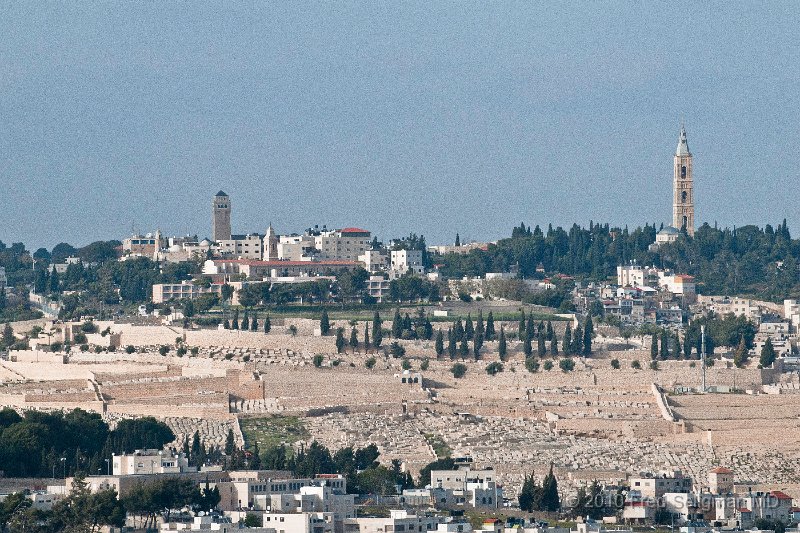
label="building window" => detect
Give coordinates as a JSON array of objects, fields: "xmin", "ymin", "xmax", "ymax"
[{"xmin": 681, "ymin": 166, "xmax": 687, "ymax": 178}]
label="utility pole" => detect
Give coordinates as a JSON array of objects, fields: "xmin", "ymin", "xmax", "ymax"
[{"xmin": 701, "ymin": 325, "xmax": 706, "ymax": 393}]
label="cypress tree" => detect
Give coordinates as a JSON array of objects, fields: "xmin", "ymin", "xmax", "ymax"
[
  {"xmin": 673, "ymin": 333, "xmax": 682, "ymax": 359},
  {"xmin": 660, "ymin": 330, "xmax": 669, "ymax": 359},
  {"xmin": 498, "ymin": 327, "xmax": 507, "ymax": 361},
  {"xmin": 683, "ymin": 333, "xmax": 692, "ymax": 359},
  {"xmin": 250, "ymin": 314, "xmax": 258, "ymax": 331},
  {"xmin": 651, "ymin": 333, "xmax": 659, "ymax": 360},
  {"xmin": 518, "ymin": 312, "xmax": 526, "ymax": 338},
  {"xmin": 563, "ymin": 324, "xmax": 572, "ymax": 355},
  {"xmin": 582, "ymin": 316, "xmax": 593, "ymax": 355},
  {"xmin": 572, "ymin": 325, "xmax": 583, "ymax": 355},
  {"xmin": 537, "ymin": 332, "xmax": 546, "ymax": 357},
  {"xmin": 546, "ymin": 321, "xmax": 554, "ymax": 341},
  {"xmin": 525, "ymin": 314, "xmax": 535, "ymax": 343},
  {"xmin": 364, "ymin": 323, "xmax": 370, "ymax": 350},
  {"xmin": 475, "ymin": 311, "xmax": 484, "ymax": 340},
  {"xmin": 335, "ymin": 328, "xmax": 345, "ymax": 354},
  {"xmin": 320, "ymin": 310, "xmax": 331, "ymax": 336},
  {"xmin": 473, "ymin": 332, "xmax": 482, "ymax": 360},
  {"xmin": 392, "ymin": 309, "xmax": 402, "ymax": 338},
  {"xmin": 551, "ymin": 334, "xmax": 559, "ymax": 355},
  {"xmin": 224, "ymin": 429, "xmax": 235, "ymax": 455},
  {"xmin": 453, "ymin": 318, "xmax": 464, "ymax": 342},
  {"xmin": 447, "ymin": 328, "xmax": 456, "ymax": 360},
  {"xmin": 540, "ymin": 464, "xmax": 560, "ymax": 512},
  {"xmin": 263, "ymin": 315, "xmax": 271, "ymax": 334},
  {"xmin": 485, "ymin": 311, "xmax": 495, "ymax": 340},
  {"xmin": 349, "ymin": 327, "xmax": 358, "ymax": 351},
  {"xmin": 459, "ymin": 336, "xmax": 469, "ymax": 358},
  {"xmin": 435, "ymin": 330, "xmax": 444, "ymax": 357},
  {"xmin": 464, "ymin": 314, "xmax": 474, "ymax": 341},
  {"xmin": 760, "ymin": 338, "xmax": 776, "ymax": 367},
  {"xmin": 241, "ymin": 311, "xmax": 249, "ymax": 331},
  {"xmin": 523, "ymin": 333, "xmax": 533, "ymax": 357},
  {"xmin": 232, "ymin": 309, "xmax": 239, "ymax": 330},
  {"xmin": 373, "ymin": 312, "xmax": 383, "ymax": 348},
  {"xmin": 733, "ymin": 336, "xmax": 747, "ymax": 368}
]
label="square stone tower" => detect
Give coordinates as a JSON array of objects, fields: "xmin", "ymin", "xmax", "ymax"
[
  {"xmin": 673, "ymin": 125, "xmax": 694, "ymax": 236},
  {"xmin": 212, "ymin": 191, "xmax": 232, "ymax": 242}
]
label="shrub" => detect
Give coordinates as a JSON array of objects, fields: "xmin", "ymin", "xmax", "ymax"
[
  {"xmin": 689, "ymin": 361, "xmax": 696, "ymax": 368},
  {"xmin": 631, "ymin": 360, "xmax": 641, "ymax": 369},
  {"xmin": 313, "ymin": 354, "xmax": 324, "ymax": 368},
  {"xmin": 389, "ymin": 341, "xmax": 406, "ymax": 358},
  {"xmin": 107, "ymin": 345, "xmax": 116, "ymax": 352},
  {"xmin": 543, "ymin": 360, "xmax": 554, "ymax": 371},
  {"xmin": 158, "ymin": 345, "xmax": 169, "ymax": 356},
  {"xmin": 288, "ymin": 325, "xmax": 298, "ymax": 337},
  {"xmin": 94, "ymin": 345, "xmax": 103, "ymax": 354},
  {"xmin": 190, "ymin": 347, "xmax": 199, "ymax": 356},
  {"xmin": 125, "ymin": 345, "xmax": 135, "ymax": 354},
  {"xmin": 451, "ymin": 363, "xmax": 467, "ymax": 378},
  {"xmin": 365, "ymin": 357, "xmax": 376, "ymax": 369},
  {"xmin": 420, "ymin": 358, "xmax": 430, "ymax": 371},
  {"xmin": 486, "ymin": 362, "xmax": 504, "ymax": 375},
  {"xmin": 559, "ymin": 358, "xmax": 575, "ymax": 372},
  {"xmin": 332, "ymin": 359, "xmax": 341, "ymax": 367},
  {"xmin": 80, "ymin": 344, "xmax": 90, "ymax": 352},
  {"xmin": 73, "ymin": 333, "xmax": 87, "ymax": 344},
  {"xmin": 610, "ymin": 359, "xmax": 620, "ymax": 369},
  {"xmin": 401, "ymin": 359, "xmax": 412, "ymax": 370},
  {"xmin": 50, "ymin": 341, "xmax": 63, "ymax": 352},
  {"xmin": 224, "ymin": 353, "xmax": 234, "ymax": 360},
  {"xmin": 525, "ymin": 357, "xmax": 540, "ymax": 373},
  {"xmin": 176, "ymin": 346, "xmax": 187, "ymax": 357},
  {"xmin": 81, "ymin": 321, "xmax": 97, "ymax": 333},
  {"xmin": 649, "ymin": 360, "xmax": 659, "ymax": 370}
]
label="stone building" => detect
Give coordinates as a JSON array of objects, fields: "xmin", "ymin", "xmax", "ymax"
[
  {"xmin": 673, "ymin": 125, "xmax": 694, "ymax": 236},
  {"xmin": 212, "ymin": 190, "xmax": 232, "ymax": 242}
]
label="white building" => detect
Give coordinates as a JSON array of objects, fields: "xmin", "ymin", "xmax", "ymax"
[
  {"xmin": 429, "ymin": 466, "xmax": 503, "ymax": 509},
  {"xmin": 344, "ymin": 510, "xmax": 443, "ymax": 533},
  {"xmin": 358, "ymin": 250, "xmax": 389, "ymax": 273},
  {"xmin": 218, "ymin": 233, "xmax": 264, "ymax": 260},
  {"xmin": 391, "ymin": 249, "xmax": 424, "ymax": 277},
  {"xmin": 112, "ymin": 449, "xmax": 194, "ymax": 476}
]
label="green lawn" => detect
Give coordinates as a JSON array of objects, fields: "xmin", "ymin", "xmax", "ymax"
[{"xmin": 239, "ymin": 415, "xmax": 310, "ymax": 450}]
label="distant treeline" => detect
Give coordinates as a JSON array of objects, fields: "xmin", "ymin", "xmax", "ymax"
[{"xmin": 438, "ymin": 221, "xmax": 799, "ymax": 301}]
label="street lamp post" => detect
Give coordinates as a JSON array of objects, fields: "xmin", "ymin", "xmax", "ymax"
[
  {"xmin": 105, "ymin": 458, "xmax": 110, "ymax": 476},
  {"xmin": 60, "ymin": 457, "xmax": 66, "ymax": 478}
]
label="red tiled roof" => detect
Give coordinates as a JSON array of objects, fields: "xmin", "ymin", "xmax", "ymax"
[
  {"xmin": 771, "ymin": 490, "xmax": 793, "ymax": 500},
  {"xmin": 738, "ymin": 508, "xmax": 752, "ymax": 513},
  {"xmin": 340, "ymin": 227, "xmax": 370, "ymax": 234}
]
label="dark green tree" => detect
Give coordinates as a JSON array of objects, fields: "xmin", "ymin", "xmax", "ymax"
[
  {"xmin": 320, "ymin": 310, "xmax": 331, "ymax": 336},
  {"xmin": 335, "ymin": 328, "xmax": 345, "ymax": 354},
  {"xmin": 485, "ymin": 311, "xmax": 495, "ymax": 340},
  {"xmin": 760, "ymin": 338, "xmax": 776, "ymax": 367},
  {"xmin": 372, "ymin": 312, "xmax": 383, "ymax": 348},
  {"xmin": 435, "ymin": 330, "xmax": 444, "ymax": 357},
  {"xmin": 498, "ymin": 327, "xmax": 507, "ymax": 361}
]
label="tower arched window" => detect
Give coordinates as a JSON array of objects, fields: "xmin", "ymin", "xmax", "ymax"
[
  {"xmin": 681, "ymin": 166, "xmax": 687, "ymax": 178},
  {"xmin": 681, "ymin": 191, "xmax": 687, "ymax": 203}
]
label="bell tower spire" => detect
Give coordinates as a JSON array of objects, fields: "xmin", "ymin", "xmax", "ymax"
[{"xmin": 673, "ymin": 124, "xmax": 694, "ymax": 236}]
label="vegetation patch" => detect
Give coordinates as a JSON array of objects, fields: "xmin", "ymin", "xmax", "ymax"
[{"xmin": 239, "ymin": 415, "xmax": 310, "ymax": 450}]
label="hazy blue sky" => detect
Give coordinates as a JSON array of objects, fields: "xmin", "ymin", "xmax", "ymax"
[{"xmin": 2, "ymin": 2, "xmax": 799, "ymax": 250}]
